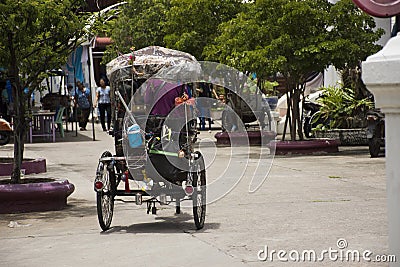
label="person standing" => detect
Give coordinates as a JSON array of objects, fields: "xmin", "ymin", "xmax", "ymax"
[
  {"xmin": 76, "ymin": 81, "xmax": 91, "ymax": 131},
  {"xmin": 93, "ymin": 78, "xmax": 111, "ymax": 131},
  {"xmin": 196, "ymin": 82, "xmax": 213, "ymax": 131}
]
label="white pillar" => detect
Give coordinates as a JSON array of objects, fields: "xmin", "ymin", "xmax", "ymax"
[
  {"xmin": 88, "ymin": 45, "xmax": 97, "ymax": 102},
  {"xmin": 374, "ymin": 17, "xmax": 392, "ymax": 46},
  {"xmin": 362, "ymin": 34, "xmax": 400, "ymax": 267}
]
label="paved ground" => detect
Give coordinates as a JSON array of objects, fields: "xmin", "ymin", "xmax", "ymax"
[{"xmin": 0, "ymin": 122, "xmax": 389, "ymax": 266}]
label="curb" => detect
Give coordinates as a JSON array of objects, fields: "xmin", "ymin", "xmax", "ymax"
[{"xmin": 269, "ymin": 139, "xmax": 339, "ymax": 155}]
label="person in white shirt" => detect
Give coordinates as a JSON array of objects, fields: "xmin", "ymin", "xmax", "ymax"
[{"xmin": 93, "ymin": 78, "xmax": 111, "ymax": 131}]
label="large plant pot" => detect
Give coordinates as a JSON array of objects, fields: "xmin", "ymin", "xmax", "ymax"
[
  {"xmin": 215, "ymin": 131, "xmax": 276, "ymax": 146},
  {"xmin": 314, "ymin": 128, "xmax": 367, "ymax": 146},
  {"xmin": 0, "ymin": 158, "xmax": 46, "ymax": 176},
  {"xmin": 268, "ymin": 139, "xmax": 339, "ymax": 155},
  {"xmin": 0, "ymin": 178, "xmax": 75, "ymax": 214}
]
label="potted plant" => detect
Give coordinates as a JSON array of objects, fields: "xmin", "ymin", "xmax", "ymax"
[{"xmin": 312, "ymin": 85, "xmax": 373, "ymax": 145}]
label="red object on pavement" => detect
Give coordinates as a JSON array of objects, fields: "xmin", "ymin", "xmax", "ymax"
[
  {"xmin": 124, "ymin": 170, "xmax": 130, "ymax": 193},
  {"xmin": 353, "ymin": 0, "xmax": 400, "ymax": 18}
]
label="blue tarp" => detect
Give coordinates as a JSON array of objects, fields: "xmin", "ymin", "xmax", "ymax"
[{"xmin": 66, "ymin": 46, "xmax": 84, "ymax": 84}]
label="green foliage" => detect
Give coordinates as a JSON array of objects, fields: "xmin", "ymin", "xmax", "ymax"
[
  {"xmin": 205, "ymin": 0, "xmax": 334, "ymax": 83},
  {"xmin": 313, "ymin": 86, "xmax": 373, "ymax": 129},
  {"xmin": 327, "ymin": 0, "xmax": 384, "ymax": 69},
  {"xmin": 102, "ymin": 0, "xmax": 170, "ymax": 63},
  {"xmin": 262, "ymin": 80, "xmax": 279, "ymax": 96},
  {"xmin": 0, "ymin": 0, "xmax": 86, "ymax": 91},
  {"xmin": 102, "ymin": 0, "xmax": 243, "ymax": 62},
  {"xmin": 163, "ymin": 0, "xmax": 243, "ymax": 60},
  {"xmin": 204, "ymin": 0, "xmax": 383, "ymax": 140},
  {"xmin": 205, "ymin": 0, "xmax": 383, "ymax": 84},
  {"xmin": 86, "ymin": 7, "xmax": 119, "ymax": 38},
  {"xmin": 0, "ymin": 0, "xmax": 86, "ymax": 183}
]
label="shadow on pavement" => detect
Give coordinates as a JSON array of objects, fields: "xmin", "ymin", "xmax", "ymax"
[
  {"xmin": 102, "ymin": 213, "xmax": 220, "ymax": 234},
  {"xmin": 29, "ymin": 131, "xmax": 97, "ymax": 143},
  {"xmin": 0, "ymin": 199, "xmax": 96, "ymax": 222}
]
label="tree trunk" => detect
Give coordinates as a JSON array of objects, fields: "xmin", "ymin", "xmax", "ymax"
[
  {"xmin": 282, "ymin": 90, "xmax": 292, "ymax": 141},
  {"xmin": 8, "ymin": 32, "xmax": 25, "ymax": 184},
  {"xmin": 297, "ymin": 84, "xmax": 305, "ymax": 140},
  {"xmin": 11, "ymin": 91, "xmax": 26, "ymax": 184},
  {"xmin": 290, "ymin": 89, "xmax": 301, "ymax": 141},
  {"xmin": 283, "ymin": 82, "xmax": 306, "ymax": 141}
]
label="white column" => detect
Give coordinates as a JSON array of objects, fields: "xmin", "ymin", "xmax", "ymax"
[
  {"xmin": 88, "ymin": 46, "xmax": 97, "ymax": 102},
  {"xmin": 374, "ymin": 17, "xmax": 392, "ymax": 46},
  {"xmin": 362, "ymin": 34, "xmax": 400, "ymax": 267}
]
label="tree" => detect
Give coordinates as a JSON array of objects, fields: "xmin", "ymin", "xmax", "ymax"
[
  {"xmin": 205, "ymin": 0, "xmax": 383, "ymax": 140},
  {"xmin": 328, "ymin": 0, "xmax": 384, "ymax": 101},
  {"xmin": 163, "ymin": 0, "xmax": 243, "ymax": 60},
  {"xmin": 0, "ymin": 0, "xmax": 86, "ymax": 184},
  {"xmin": 101, "ymin": 0, "xmax": 243, "ymax": 62},
  {"xmin": 102, "ymin": 0, "xmax": 170, "ymax": 62}
]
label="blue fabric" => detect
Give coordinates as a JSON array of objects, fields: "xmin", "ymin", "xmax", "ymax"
[
  {"xmin": 66, "ymin": 46, "xmax": 84, "ymax": 83},
  {"xmin": 186, "ymin": 84, "xmax": 193, "ymax": 98}
]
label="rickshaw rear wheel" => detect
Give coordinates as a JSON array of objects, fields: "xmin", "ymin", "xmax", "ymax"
[
  {"xmin": 96, "ymin": 151, "xmax": 115, "ymax": 231},
  {"xmin": 192, "ymin": 152, "xmax": 206, "ymax": 230}
]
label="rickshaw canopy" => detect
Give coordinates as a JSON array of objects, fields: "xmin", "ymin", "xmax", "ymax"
[{"xmin": 106, "ymin": 46, "xmax": 201, "ymax": 83}]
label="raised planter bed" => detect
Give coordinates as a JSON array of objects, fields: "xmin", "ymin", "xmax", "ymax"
[
  {"xmin": 0, "ymin": 178, "xmax": 75, "ymax": 214},
  {"xmin": 269, "ymin": 139, "xmax": 339, "ymax": 155},
  {"xmin": 0, "ymin": 158, "xmax": 46, "ymax": 176},
  {"xmin": 314, "ymin": 128, "xmax": 367, "ymax": 146},
  {"xmin": 215, "ymin": 131, "xmax": 276, "ymax": 146}
]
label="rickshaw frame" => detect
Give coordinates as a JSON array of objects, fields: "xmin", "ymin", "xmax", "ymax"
[{"xmin": 94, "ymin": 47, "xmax": 206, "ymax": 231}]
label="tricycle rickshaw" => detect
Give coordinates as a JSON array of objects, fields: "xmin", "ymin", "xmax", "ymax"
[{"xmin": 94, "ymin": 46, "xmax": 206, "ymax": 231}]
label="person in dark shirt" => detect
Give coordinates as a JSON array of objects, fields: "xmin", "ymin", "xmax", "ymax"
[{"xmin": 75, "ymin": 81, "xmax": 91, "ymax": 130}]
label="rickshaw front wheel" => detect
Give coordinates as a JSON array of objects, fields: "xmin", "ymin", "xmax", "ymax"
[
  {"xmin": 96, "ymin": 151, "xmax": 115, "ymax": 231},
  {"xmin": 192, "ymin": 152, "xmax": 206, "ymax": 230}
]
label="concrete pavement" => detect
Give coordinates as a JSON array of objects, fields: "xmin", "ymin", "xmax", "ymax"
[{"xmin": 0, "ymin": 122, "xmax": 389, "ymax": 266}]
